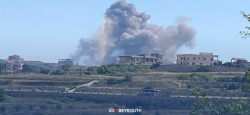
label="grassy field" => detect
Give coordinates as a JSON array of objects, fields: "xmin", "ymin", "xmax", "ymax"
[{"xmin": 0, "ymin": 71, "xmax": 248, "ymax": 115}]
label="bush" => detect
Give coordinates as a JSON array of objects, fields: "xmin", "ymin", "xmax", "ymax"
[
  {"xmin": 150, "ymin": 62, "xmax": 161, "ymax": 69},
  {"xmin": 85, "ymin": 67, "xmax": 98, "ymax": 75},
  {"xmin": 217, "ymin": 76, "xmax": 244, "ymax": 82},
  {"xmin": 106, "ymin": 78, "xmax": 117, "ymax": 85},
  {"xmin": 40, "ymin": 68, "xmax": 50, "ymax": 74},
  {"xmin": 2, "ymin": 79, "xmax": 13, "ymax": 85},
  {"xmin": 0, "ymin": 88, "xmax": 7, "ymax": 102},
  {"xmin": 177, "ymin": 74, "xmax": 190, "ymax": 80},
  {"xmin": 195, "ymin": 66, "xmax": 210, "ymax": 72},
  {"xmin": 241, "ymin": 83, "xmax": 250, "ymax": 92},
  {"xmin": 86, "ymin": 64, "xmax": 151, "ymax": 75},
  {"xmin": 22, "ymin": 64, "xmax": 37, "ymax": 73},
  {"xmin": 51, "ymin": 70, "xmax": 65, "ymax": 75},
  {"xmin": 0, "ymin": 106, "xmax": 5, "ymax": 113},
  {"xmin": 223, "ymin": 83, "xmax": 239, "ymax": 90},
  {"xmin": 124, "ymin": 75, "xmax": 132, "ymax": 82},
  {"xmin": 40, "ymin": 104, "xmax": 48, "ymax": 110},
  {"xmin": 144, "ymin": 85, "xmax": 154, "ymax": 89},
  {"xmin": 14, "ymin": 104, "xmax": 22, "ymax": 112},
  {"xmin": 68, "ymin": 105, "xmax": 75, "ymax": 110},
  {"xmin": 203, "ymin": 74, "xmax": 213, "ymax": 81}
]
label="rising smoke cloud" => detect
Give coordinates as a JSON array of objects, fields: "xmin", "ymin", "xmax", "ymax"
[{"xmin": 71, "ymin": 0, "xmax": 196, "ymax": 65}]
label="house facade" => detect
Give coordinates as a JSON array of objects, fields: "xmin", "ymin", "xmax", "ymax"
[
  {"xmin": 177, "ymin": 52, "xmax": 219, "ymax": 66},
  {"xmin": 231, "ymin": 57, "xmax": 250, "ymax": 68},
  {"xmin": 118, "ymin": 53, "xmax": 163, "ymax": 64}
]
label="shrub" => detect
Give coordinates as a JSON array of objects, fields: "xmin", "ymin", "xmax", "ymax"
[
  {"xmin": 195, "ymin": 66, "xmax": 210, "ymax": 72},
  {"xmin": 202, "ymin": 74, "xmax": 213, "ymax": 81},
  {"xmin": 14, "ymin": 104, "xmax": 22, "ymax": 112},
  {"xmin": 40, "ymin": 104, "xmax": 48, "ymax": 110},
  {"xmin": 0, "ymin": 106, "xmax": 5, "ymax": 113},
  {"xmin": 68, "ymin": 105, "xmax": 75, "ymax": 110},
  {"xmin": 40, "ymin": 68, "xmax": 50, "ymax": 74},
  {"xmin": 51, "ymin": 70, "xmax": 65, "ymax": 75},
  {"xmin": 150, "ymin": 62, "xmax": 161, "ymax": 69},
  {"xmin": 241, "ymin": 83, "xmax": 250, "ymax": 92},
  {"xmin": 124, "ymin": 75, "xmax": 132, "ymax": 82},
  {"xmin": 223, "ymin": 83, "xmax": 239, "ymax": 90},
  {"xmin": 0, "ymin": 88, "xmax": 7, "ymax": 102},
  {"xmin": 106, "ymin": 78, "xmax": 117, "ymax": 85},
  {"xmin": 177, "ymin": 74, "xmax": 189, "ymax": 80},
  {"xmin": 56, "ymin": 104, "xmax": 62, "ymax": 110},
  {"xmin": 144, "ymin": 85, "xmax": 154, "ymax": 89}
]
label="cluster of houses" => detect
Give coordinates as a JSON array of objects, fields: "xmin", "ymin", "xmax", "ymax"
[
  {"xmin": 1, "ymin": 52, "xmax": 250, "ymax": 73},
  {"xmin": 118, "ymin": 52, "xmax": 250, "ymax": 68},
  {"xmin": 0, "ymin": 55, "xmax": 74, "ymax": 73}
]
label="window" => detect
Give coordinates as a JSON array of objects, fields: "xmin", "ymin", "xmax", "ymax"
[
  {"xmin": 146, "ymin": 59, "xmax": 148, "ymax": 62},
  {"xmin": 187, "ymin": 63, "xmax": 189, "ymax": 65},
  {"xmin": 151, "ymin": 59, "xmax": 153, "ymax": 62},
  {"xmin": 200, "ymin": 63, "xmax": 203, "ymax": 65},
  {"xmin": 204, "ymin": 58, "xmax": 206, "ymax": 60},
  {"xmin": 187, "ymin": 57, "xmax": 189, "ymax": 60},
  {"xmin": 155, "ymin": 59, "xmax": 157, "ymax": 62},
  {"xmin": 211, "ymin": 58, "xmax": 213, "ymax": 61},
  {"xmin": 192, "ymin": 63, "xmax": 195, "ymax": 65},
  {"xmin": 193, "ymin": 57, "xmax": 196, "ymax": 60}
]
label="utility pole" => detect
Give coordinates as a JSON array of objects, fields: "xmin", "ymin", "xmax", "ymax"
[{"xmin": 80, "ymin": 66, "xmax": 82, "ymax": 78}]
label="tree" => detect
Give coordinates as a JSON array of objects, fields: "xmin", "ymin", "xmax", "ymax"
[
  {"xmin": 0, "ymin": 63, "xmax": 7, "ymax": 75},
  {"xmin": 222, "ymin": 62, "xmax": 233, "ymax": 67},
  {"xmin": 106, "ymin": 78, "xmax": 117, "ymax": 85},
  {"xmin": 240, "ymin": 11, "xmax": 250, "ymax": 38},
  {"xmin": 22, "ymin": 64, "xmax": 36, "ymax": 73},
  {"xmin": 0, "ymin": 106, "xmax": 5, "ymax": 113},
  {"xmin": 0, "ymin": 88, "xmax": 7, "ymax": 102},
  {"xmin": 62, "ymin": 64, "xmax": 72, "ymax": 71},
  {"xmin": 39, "ymin": 68, "xmax": 50, "ymax": 74},
  {"xmin": 124, "ymin": 75, "xmax": 132, "ymax": 82},
  {"xmin": 14, "ymin": 104, "xmax": 22, "ymax": 112}
]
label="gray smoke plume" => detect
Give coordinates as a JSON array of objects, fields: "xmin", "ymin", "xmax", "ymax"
[{"xmin": 72, "ymin": 0, "xmax": 196, "ymax": 65}]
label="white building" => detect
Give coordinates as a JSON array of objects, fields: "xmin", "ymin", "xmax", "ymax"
[
  {"xmin": 118, "ymin": 53, "xmax": 163, "ymax": 64},
  {"xmin": 177, "ymin": 52, "xmax": 219, "ymax": 66}
]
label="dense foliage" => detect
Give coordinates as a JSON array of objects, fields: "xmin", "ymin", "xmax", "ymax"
[
  {"xmin": 191, "ymin": 69, "xmax": 250, "ymax": 114},
  {"xmin": 106, "ymin": 75, "xmax": 133, "ymax": 85},
  {"xmin": 0, "ymin": 63, "xmax": 7, "ymax": 75},
  {"xmin": 85, "ymin": 64, "xmax": 151, "ymax": 76},
  {"xmin": 240, "ymin": 12, "xmax": 250, "ymax": 38},
  {"xmin": 177, "ymin": 73, "xmax": 213, "ymax": 81}
]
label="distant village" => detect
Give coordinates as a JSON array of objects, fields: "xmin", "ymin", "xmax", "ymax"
[
  {"xmin": 1, "ymin": 52, "xmax": 250, "ymax": 73},
  {"xmin": 118, "ymin": 52, "xmax": 250, "ymax": 68},
  {"xmin": 0, "ymin": 55, "xmax": 75, "ymax": 73}
]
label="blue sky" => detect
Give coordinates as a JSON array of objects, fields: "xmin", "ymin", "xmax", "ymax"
[{"xmin": 0, "ymin": 0, "xmax": 249, "ymax": 63}]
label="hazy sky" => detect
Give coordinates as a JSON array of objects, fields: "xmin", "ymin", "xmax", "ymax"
[{"xmin": 0, "ymin": 0, "xmax": 249, "ymax": 63}]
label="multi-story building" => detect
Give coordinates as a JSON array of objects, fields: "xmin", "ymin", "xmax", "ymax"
[
  {"xmin": 118, "ymin": 53, "xmax": 163, "ymax": 64},
  {"xmin": 231, "ymin": 57, "xmax": 250, "ymax": 68},
  {"xmin": 5, "ymin": 55, "xmax": 24, "ymax": 71},
  {"xmin": 177, "ymin": 52, "xmax": 219, "ymax": 66},
  {"xmin": 58, "ymin": 59, "xmax": 74, "ymax": 66}
]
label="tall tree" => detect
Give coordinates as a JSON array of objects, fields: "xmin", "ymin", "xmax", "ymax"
[{"xmin": 240, "ymin": 12, "xmax": 250, "ymax": 38}]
